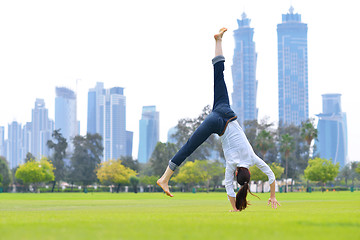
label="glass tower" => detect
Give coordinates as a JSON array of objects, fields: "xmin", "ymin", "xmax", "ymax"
[
  {"xmin": 277, "ymin": 6, "xmax": 308, "ymax": 126},
  {"xmin": 55, "ymin": 87, "xmax": 78, "ymax": 153},
  {"xmin": 87, "ymin": 83, "xmax": 132, "ymax": 161},
  {"xmin": 31, "ymin": 99, "xmax": 54, "ymax": 159},
  {"xmin": 0, "ymin": 126, "xmax": 5, "ymax": 158},
  {"xmin": 231, "ymin": 12, "xmax": 258, "ymax": 126},
  {"xmin": 7, "ymin": 121, "xmax": 22, "ymax": 169},
  {"xmin": 138, "ymin": 106, "xmax": 159, "ymax": 163},
  {"xmin": 315, "ymin": 94, "xmax": 348, "ymax": 168}
]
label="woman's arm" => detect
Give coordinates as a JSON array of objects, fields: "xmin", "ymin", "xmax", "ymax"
[
  {"xmin": 228, "ymin": 195, "xmax": 239, "ymax": 212},
  {"xmin": 268, "ymin": 181, "xmax": 281, "ymax": 209}
]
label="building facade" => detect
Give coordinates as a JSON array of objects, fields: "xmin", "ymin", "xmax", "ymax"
[
  {"xmin": 315, "ymin": 94, "xmax": 348, "ymax": 168},
  {"xmin": 231, "ymin": 12, "xmax": 258, "ymax": 127},
  {"xmin": 277, "ymin": 6, "xmax": 309, "ymax": 126},
  {"xmin": 87, "ymin": 83, "xmax": 133, "ymax": 161},
  {"xmin": 31, "ymin": 99, "xmax": 54, "ymax": 159},
  {"xmin": 7, "ymin": 121, "xmax": 22, "ymax": 169},
  {"xmin": 55, "ymin": 87, "xmax": 78, "ymax": 153},
  {"xmin": 0, "ymin": 126, "xmax": 5, "ymax": 158},
  {"xmin": 138, "ymin": 106, "xmax": 159, "ymax": 163}
]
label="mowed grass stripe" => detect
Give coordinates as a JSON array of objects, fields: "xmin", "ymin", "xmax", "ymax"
[{"xmin": 0, "ymin": 192, "xmax": 359, "ymax": 240}]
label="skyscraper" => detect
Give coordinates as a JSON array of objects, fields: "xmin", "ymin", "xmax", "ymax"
[
  {"xmin": 277, "ymin": 6, "xmax": 308, "ymax": 126},
  {"xmin": 21, "ymin": 122, "xmax": 32, "ymax": 160},
  {"xmin": 87, "ymin": 83, "xmax": 133, "ymax": 161},
  {"xmin": 231, "ymin": 12, "xmax": 258, "ymax": 127},
  {"xmin": 138, "ymin": 106, "xmax": 159, "ymax": 163},
  {"xmin": 0, "ymin": 126, "xmax": 5, "ymax": 157},
  {"xmin": 7, "ymin": 121, "xmax": 22, "ymax": 169},
  {"xmin": 55, "ymin": 87, "xmax": 78, "ymax": 153},
  {"xmin": 31, "ymin": 99, "xmax": 54, "ymax": 159},
  {"xmin": 315, "ymin": 94, "xmax": 348, "ymax": 168},
  {"xmin": 87, "ymin": 82, "xmax": 104, "ymax": 135}
]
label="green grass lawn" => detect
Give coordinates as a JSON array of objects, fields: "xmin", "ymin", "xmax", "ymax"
[{"xmin": 1, "ymin": 191, "xmax": 360, "ymax": 240}]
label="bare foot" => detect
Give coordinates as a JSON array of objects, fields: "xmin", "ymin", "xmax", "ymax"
[
  {"xmin": 214, "ymin": 27, "xmax": 227, "ymax": 40},
  {"xmin": 157, "ymin": 179, "xmax": 174, "ymax": 197}
]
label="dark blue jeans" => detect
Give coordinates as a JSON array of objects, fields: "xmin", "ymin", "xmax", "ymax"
[{"xmin": 169, "ymin": 56, "xmax": 237, "ymax": 171}]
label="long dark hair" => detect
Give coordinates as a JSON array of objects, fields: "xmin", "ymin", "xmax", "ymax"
[{"xmin": 235, "ymin": 167, "xmax": 259, "ymax": 211}]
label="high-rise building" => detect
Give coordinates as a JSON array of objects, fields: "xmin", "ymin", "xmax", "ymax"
[
  {"xmin": 126, "ymin": 131, "xmax": 133, "ymax": 157},
  {"xmin": 231, "ymin": 12, "xmax": 258, "ymax": 126},
  {"xmin": 31, "ymin": 99, "xmax": 54, "ymax": 159},
  {"xmin": 55, "ymin": 87, "xmax": 78, "ymax": 153},
  {"xmin": 87, "ymin": 82, "xmax": 104, "ymax": 135},
  {"xmin": 87, "ymin": 83, "xmax": 132, "ymax": 161},
  {"xmin": 315, "ymin": 94, "xmax": 348, "ymax": 168},
  {"xmin": 0, "ymin": 126, "xmax": 5, "ymax": 157},
  {"xmin": 7, "ymin": 121, "xmax": 22, "ymax": 169},
  {"xmin": 138, "ymin": 106, "xmax": 159, "ymax": 163},
  {"xmin": 277, "ymin": 6, "xmax": 308, "ymax": 126},
  {"xmin": 21, "ymin": 122, "xmax": 32, "ymax": 160}
]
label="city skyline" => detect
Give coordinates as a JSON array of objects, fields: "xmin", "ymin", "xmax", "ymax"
[{"xmin": 0, "ymin": 1, "xmax": 359, "ymax": 161}]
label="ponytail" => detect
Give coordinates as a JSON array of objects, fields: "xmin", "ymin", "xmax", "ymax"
[
  {"xmin": 235, "ymin": 167, "xmax": 259, "ymax": 211},
  {"xmin": 235, "ymin": 182, "xmax": 249, "ymax": 211}
]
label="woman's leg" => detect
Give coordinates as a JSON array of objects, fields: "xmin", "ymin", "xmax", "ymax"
[
  {"xmin": 157, "ymin": 28, "xmax": 228, "ymax": 197},
  {"xmin": 212, "ymin": 28, "xmax": 231, "ymax": 110},
  {"xmin": 157, "ymin": 114, "xmax": 217, "ymax": 197}
]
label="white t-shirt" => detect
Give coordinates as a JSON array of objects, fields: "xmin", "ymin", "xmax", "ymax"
[{"xmin": 220, "ymin": 120, "xmax": 275, "ymax": 197}]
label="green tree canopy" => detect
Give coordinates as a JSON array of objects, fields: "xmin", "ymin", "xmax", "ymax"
[
  {"xmin": 0, "ymin": 156, "xmax": 12, "ymax": 191},
  {"xmin": 172, "ymin": 160, "xmax": 208, "ymax": 187},
  {"xmin": 129, "ymin": 176, "xmax": 140, "ymax": 193},
  {"xmin": 25, "ymin": 152, "xmax": 36, "ymax": 163},
  {"xmin": 15, "ymin": 157, "xmax": 55, "ymax": 191},
  {"xmin": 120, "ymin": 156, "xmax": 140, "ymax": 172},
  {"xmin": 47, "ymin": 129, "xmax": 68, "ymax": 191},
  {"xmin": 96, "ymin": 159, "xmax": 137, "ymax": 187},
  {"xmin": 148, "ymin": 142, "xmax": 178, "ymax": 176},
  {"xmin": 69, "ymin": 133, "xmax": 103, "ymax": 187},
  {"xmin": 304, "ymin": 158, "xmax": 340, "ymax": 185},
  {"xmin": 255, "ymin": 129, "xmax": 275, "ymax": 159},
  {"xmin": 270, "ymin": 162, "xmax": 284, "ymax": 180}
]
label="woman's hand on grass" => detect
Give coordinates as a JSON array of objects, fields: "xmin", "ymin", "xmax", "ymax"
[{"xmin": 268, "ymin": 197, "xmax": 281, "ymax": 209}]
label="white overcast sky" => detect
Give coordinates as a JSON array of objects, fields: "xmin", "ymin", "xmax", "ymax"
[{"xmin": 0, "ymin": 0, "xmax": 359, "ymax": 161}]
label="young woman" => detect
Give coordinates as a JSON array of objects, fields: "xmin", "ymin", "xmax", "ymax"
[{"xmin": 157, "ymin": 28, "xmax": 280, "ymax": 212}]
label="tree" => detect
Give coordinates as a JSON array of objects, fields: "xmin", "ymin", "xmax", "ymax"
[
  {"xmin": 97, "ymin": 159, "xmax": 137, "ymax": 192},
  {"xmin": 279, "ymin": 133, "xmax": 295, "ymax": 192},
  {"xmin": 172, "ymin": 160, "xmax": 209, "ymax": 190},
  {"xmin": 129, "ymin": 176, "xmax": 140, "ymax": 193},
  {"xmin": 148, "ymin": 142, "xmax": 178, "ymax": 176},
  {"xmin": 278, "ymin": 124, "xmax": 309, "ymax": 185},
  {"xmin": 0, "ymin": 174, "xmax": 3, "ymax": 186},
  {"xmin": 249, "ymin": 163, "xmax": 284, "ymax": 193},
  {"xmin": 69, "ymin": 133, "xmax": 103, "ymax": 190},
  {"xmin": 0, "ymin": 156, "xmax": 12, "ymax": 192},
  {"xmin": 120, "ymin": 156, "xmax": 140, "ymax": 172},
  {"xmin": 338, "ymin": 164, "xmax": 352, "ymax": 186},
  {"xmin": 270, "ymin": 163, "xmax": 284, "ymax": 180},
  {"xmin": 304, "ymin": 158, "xmax": 340, "ymax": 191},
  {"xmin": 300, "ymin": 118, "xmax": 318, "ymax": 158},
  {"xmin": 25, "ymin": 152, "xmax": 36, "ymax": 163},
  {"xmin": 47, "ymin": 129, "xmax": 68, "ymax": 192},
  {"xmin": 207, "ymin": 161, "xmax": 225, "ymax": 191},
  {"xmin": 249, "ymin": 165, "xmax": 268, "ymax": 193},
  {"xmin": 15, "ymin": 157, "xmax": 55, "ymax": 192},
  {"xmin": 255, "ymin": 129, "xmax": 275, "ymax": 159},
  {"xmin": 140, "ymin": 175, "xmax": 158, "ymax": 192}
]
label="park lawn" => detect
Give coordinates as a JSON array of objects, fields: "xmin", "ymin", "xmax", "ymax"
[{"xmin": 0, "ymin": 191, "xmax": 359, "ymax": 240}]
